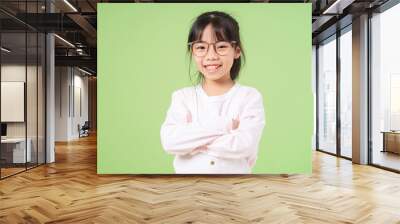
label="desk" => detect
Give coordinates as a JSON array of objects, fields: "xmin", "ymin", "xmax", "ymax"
[
  {"xmin": 381, "ymin": 131, "xmax": 400, "ymax": 154},
  {"xmin": 1, "ymin": 138, "xmax": 31, "ymax": 163}
]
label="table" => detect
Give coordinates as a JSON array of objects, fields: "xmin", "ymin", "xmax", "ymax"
[
  {"xmin": 381, "ymin": 131, "xmax": 400, "ymax": 154},
  {"xmin": 1, "ymin": 138, "xmax": 32, "ymax": 163}
]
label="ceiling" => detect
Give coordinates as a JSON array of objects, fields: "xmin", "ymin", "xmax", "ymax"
[{"xmin": 0, "ymin": 0, "xmax": 394, "ymax": 75}]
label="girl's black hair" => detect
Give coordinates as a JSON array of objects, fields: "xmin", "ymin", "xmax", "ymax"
[{"xmin": 187, "ymin": 11, "xmax": 245, "ymax": 83}]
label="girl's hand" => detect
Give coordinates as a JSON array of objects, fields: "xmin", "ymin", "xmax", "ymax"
[
  {"xmin": 190, "ymin": 143, "xmax": 210, "ymax": 155},
  {"xmin": 186, "ymin": 111, "xmax": 192, "ymax": 123},
  {"xmin": 232, "ymin": 118, "xmax": 240, "ymax": 130}
]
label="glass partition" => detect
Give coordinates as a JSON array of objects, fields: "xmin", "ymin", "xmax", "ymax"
[{"xmin": 0, "ymin": 1, "xmax": 46, "ymax": 179}]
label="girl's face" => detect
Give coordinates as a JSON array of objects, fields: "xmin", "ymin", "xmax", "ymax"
[{"xmin": 192, "ymin": 24, "xmax": 241, "ymax": 82}]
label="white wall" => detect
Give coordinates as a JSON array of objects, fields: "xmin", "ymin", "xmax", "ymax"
[
  {"xmin": 73, "ymin": 73, "xmax": 89, "ymax": 138},
  {"xmin": 55, "ymin": 67, "xmax": 89, "ymax": 141},
  {"xmin": 312, "ymin": 45, "xmax": 316, "ymax": 150},
  {"xmin": 55, "ymin": 66, "xmax": 70, "ymax": 141}
]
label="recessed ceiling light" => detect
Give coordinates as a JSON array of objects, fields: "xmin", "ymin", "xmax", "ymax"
[
  {"xmin": 54, "ymin": 34, "xmax": 75, "ymax": 48},
  {"xmin": 77, "ymin": 67, "xmax": 93, "ymax": 76},
  {"xmin": 63, "ymin": 0, "xmax": 78, "ymax": 12},
  {"xmin": 322, "ymin": 0, "xmax": 354, "ymax": 15},
  {"xmin": 1, "ymin": 47, "xmax": 11, "ymax": 53}
]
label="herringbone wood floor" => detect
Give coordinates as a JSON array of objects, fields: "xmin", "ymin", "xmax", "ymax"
[{"xmin": 1, "ymin": 134, "xmax": 400, "ymax": 224}]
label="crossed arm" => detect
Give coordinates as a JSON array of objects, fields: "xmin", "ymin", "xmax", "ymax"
[{"xmin": 160, "ymin": 89, "xmax": 265, "ymax": 160}]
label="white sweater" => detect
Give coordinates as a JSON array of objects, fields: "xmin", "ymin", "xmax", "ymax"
[{"xmin": 160, "ymin": 83, "xmax": 266, "ymax": 174}]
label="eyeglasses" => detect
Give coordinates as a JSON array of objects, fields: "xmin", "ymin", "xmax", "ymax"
[{"xmin": 188, "ymin": 41, "xmax": 237, "ymax": 57}]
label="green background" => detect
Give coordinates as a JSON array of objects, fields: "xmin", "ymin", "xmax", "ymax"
[{"xmin": 97, "ymin": 3, "xmax": 312, "ymax": 174}]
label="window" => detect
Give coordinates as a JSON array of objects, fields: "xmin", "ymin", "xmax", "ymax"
[
  {"xmin": 371, "ymin": 2, "xmax": 400, "ymax": 171},
  {"xmin": 317, "ymin": 35, "xmax": 337, "ymax": 154},
  {"xmin": 339, "ymin": 27, "xmax": 352, "ymax": 158}
]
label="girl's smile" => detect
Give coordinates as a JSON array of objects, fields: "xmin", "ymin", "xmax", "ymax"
[{"xmin": 204, "ymin": 63, "xmax": 222, "ymax": 73}]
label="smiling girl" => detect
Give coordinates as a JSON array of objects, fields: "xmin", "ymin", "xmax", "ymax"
[{"xmin": 160, "ymin": 11, "xmax": 266, "ymax": 174}]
